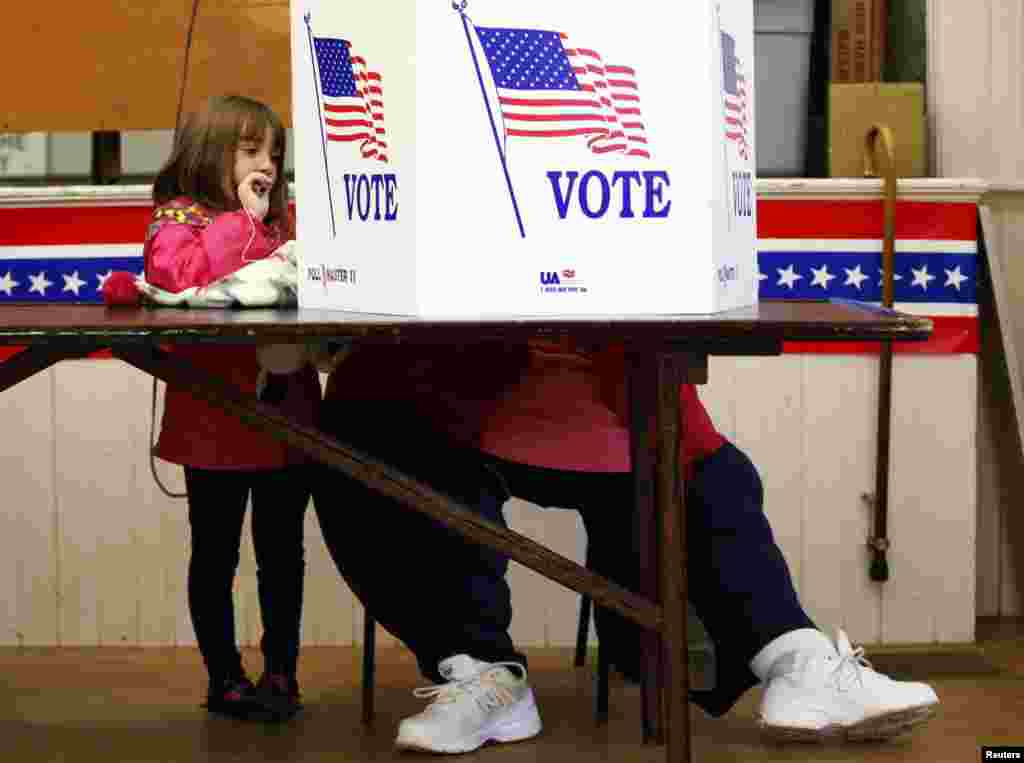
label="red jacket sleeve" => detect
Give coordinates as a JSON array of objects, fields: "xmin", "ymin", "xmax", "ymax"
[{"xmin": 144, "ymin": 206, "xmax": 281, "ymax": 292}]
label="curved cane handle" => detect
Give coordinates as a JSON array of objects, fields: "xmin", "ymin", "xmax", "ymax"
[{"xmin": 864, "ymin": 125, "xmax": 898, "ymax": 308}]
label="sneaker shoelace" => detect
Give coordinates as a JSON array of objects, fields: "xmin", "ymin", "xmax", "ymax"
[
  {"xmin": 827, "ymin": 643, "xmax": 876, "ymax": 691},
  {"xmin": 412, "ymin": 662, "xmax": 524, "ymax": 713}
]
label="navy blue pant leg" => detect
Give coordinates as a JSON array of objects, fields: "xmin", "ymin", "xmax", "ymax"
[
  {"xmin": 681, "ymin": 442, "xmax": 816, "ymax": 715},
  {"xmin": 487, "ymin": 441, "xmax": 815, "ymax": 717},
  {"xmin": 312, "ymin": 409, "xmax": 525, "ymax": 683}
]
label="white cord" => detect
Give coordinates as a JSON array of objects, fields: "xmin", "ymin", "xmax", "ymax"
[{"xmin": 240, "ymin": 207, "xmax": 258, "ymax": 263}]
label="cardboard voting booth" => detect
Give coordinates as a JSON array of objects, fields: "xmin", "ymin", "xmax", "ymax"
[{"xmin": 290, "ymin": 0, "xmax": 757, "ymax": 315}]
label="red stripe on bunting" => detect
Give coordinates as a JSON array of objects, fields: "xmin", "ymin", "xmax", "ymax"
[
  {"xmin": 1, "ymin": 201, "xmax": 974, "ymax": 245},
  {"xmin": 0, "ymin": 206, "xmax": 151, "ymax": 246},
  {"xmin": 0, "ymin": 202, "xmax": 297, "ymax": 246},
  {"xmin": 783, "ymin": 316, "xmax": 978, "ymax": 355},
  {"xmin": 757, "ymin": 200, "xmax": 977, "ymax": 241}
]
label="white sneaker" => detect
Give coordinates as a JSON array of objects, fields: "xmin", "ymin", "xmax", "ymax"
[
  {"xmin": 394, "ymin": 655, "xmax": 542, "ymax": 754},
  {"xmin": 758, "ymin": 629, "xmax": 939, "ymax": 742}
]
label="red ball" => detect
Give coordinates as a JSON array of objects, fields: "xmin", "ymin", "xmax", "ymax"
[{"xmin": 102, "ymin": 271, "xmax": 142, "ymax": 307}]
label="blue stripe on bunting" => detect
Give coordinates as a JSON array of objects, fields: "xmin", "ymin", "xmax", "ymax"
[
  {"xmin": 0, "ymin": 257, "xmax": 144, "ymax": 303},
  {"xmin": 757, "ymin": 252, "xmax": 977, "ymax": 303},
  {"xmin": 0, "ymin": 252, "xmax": 978, "ymax": 306}
]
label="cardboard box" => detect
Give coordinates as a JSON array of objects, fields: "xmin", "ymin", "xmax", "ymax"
[
  {"xmin": 828, "ymin": 83, "xmax": 926, "ymax": 177},
  {"xmin": 290, "ymin": 0, "xmax": 758, "ymax": 316},
  {"xmin": 831, "ymin": 0, "xmax": 877, "ymax": 82}
]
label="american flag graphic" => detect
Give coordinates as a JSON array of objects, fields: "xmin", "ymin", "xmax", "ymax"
[
  {"xmin": 721, "ymin": 31, "xmax": 749, "ymax": 161},
  {"xmin": 313, "ymin": 36, "xmax": 388, "ymax": 163},
  {"xmin": 474, "ymin": 26, "xmax": 650, "ymax": 158}
]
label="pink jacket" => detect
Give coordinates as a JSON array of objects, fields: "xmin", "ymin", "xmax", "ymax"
[
  {"xmin": 324, "ymin": 340, "xmax": 724, "ymax": 476},
  {"xmin": 145, "ymin": 198, "xmax": 321, "ymax": 470},
  {"xmin": 477, "ymin": 342, "xmax": 724, "ymax": 475}
]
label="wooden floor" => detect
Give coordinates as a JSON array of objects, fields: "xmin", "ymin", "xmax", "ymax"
[{"xmin": 2, "ymin": 620, "xmax": 1022, "ymax": 762}]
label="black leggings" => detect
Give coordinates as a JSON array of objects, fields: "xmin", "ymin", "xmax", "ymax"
[{"xmin": 184, "ymin": 465, "xmax": 310, "ymax": 681}]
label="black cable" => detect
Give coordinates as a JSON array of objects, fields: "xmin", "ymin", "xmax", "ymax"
[
  {"xmin": 149, "ymin": 0, "xmax": 202, "ymax": 501},
  {"xmin": 150, "ymin": 378, "xmax": 186, "ymax": 499},
  {"xmin": 174, "ymin": 0, "xmax": 202, "ymax": 143}
]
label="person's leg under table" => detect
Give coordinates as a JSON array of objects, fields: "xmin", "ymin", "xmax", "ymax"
[
  {"xmin": 312, "ymin": 413, "xmax": 526, "ymax": 679},
  {"xmin": 311, "ymin": 410, "xmax": 542, "ymax": 754}
]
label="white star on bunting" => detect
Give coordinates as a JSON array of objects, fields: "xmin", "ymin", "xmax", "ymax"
[
  {"xmin": 844, "ymin": 265, "xmax": 869, "ymax": 290},
  {"xmin": 28, "ymin": 271, "xmax": 53, "ymax": 296},
  {"xmin": 0, "ymin": 271, "xmax": 18, "ymax": 297},
  {"xmin": 757, "ymin": 271, "xmax": 768, "ymax": 282},
  {"xmin": 911, "ymin": 264, "xmax": 936, "ymax": 290},
  {"xmin": 877, "ymin": 268, "xmax": 903, "ymax": 286},
  {"xmin": 944, "ymin": 265, "xmax": 968, "ymax": 291},
  {"xmin": 62, "ymin": 271, "xmax": 87, "ymax": 296},
  {"xmin": 776, "ymin": 265, "xmax": 802, "ymax": 289},
  {"xmin": 95, "ymin": 270, "xmax": 114, "ymax": 291},
  {"xmin": 810, "ymin": 264, "xmax": 836, "ymax": 289}
]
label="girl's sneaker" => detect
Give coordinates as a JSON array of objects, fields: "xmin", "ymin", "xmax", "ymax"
[
  {"xmin": 253, "ymin": 672, "xmax": 303, "ymax": 721},
  {"xmin": 203, "ymin": 676, "xmax": 260, "ymax": 719}
]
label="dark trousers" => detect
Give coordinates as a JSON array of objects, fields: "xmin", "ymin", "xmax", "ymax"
[
  {"xmin": 487, "ymin": 442, "xmax": 816, "ymax": 716},
  {"xmin": 312, "ymin": 412, "xmax": 811, "ymax": 715},
  {"xmin": 312, "ymin": 410, "xmax": 525, "ymax": 684},
  {"xmin": 184, "ymin": 466, "xmax": 310, "ymax": 682}
]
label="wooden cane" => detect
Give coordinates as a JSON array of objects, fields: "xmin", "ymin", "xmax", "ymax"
[{"xmin": 863, "ymin": 124, "xmax": 897, "ymax": 582}]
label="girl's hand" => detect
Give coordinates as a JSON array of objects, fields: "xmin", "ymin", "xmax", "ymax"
[{"xmin": 238, "ymin": 171, "xmax": 273, "ymax": 220}]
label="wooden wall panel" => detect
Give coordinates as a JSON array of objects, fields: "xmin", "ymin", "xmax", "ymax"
[
  {"xmin": 131, "ymin": 380, "xmax": 190, "ymax": 645},
  {"xmin": 927, "ymin": 0, "xmax": 1024, "ymax": 180},
  {"xmin": 53, "ymin": 361, "xmax": 150, "ymax": 644},
  {"xmin": 975, "ymin": 194, "xmax": 1024, "ymax": 618},
  {"xmin": 504, "ymin": 500, "xmax": 561, "ymax": 648},
  {"xmin": 800, "ymin": 357, "xmax": 882, "ymax": 645},
  {"xmin": 975, "ymin": 349, "xmax": 1007, "ymax": 618},
  {"xmin": 883, "ymin": 356, "xmax": 976, "ymax": 643},
  {"xmin": 2, "ymin": 1, "xmax": 293, "ymax": 132},
  {"xmin": 925, "ymin": 0, "xmax": 993, "ymax": 178},
  {"xmin": 303, "ymin": 507, "xmax": 358, "ymax": 647},
  {"xmin": 985, "ymin": 194, "xmax": 1024, "ymax": 616},
  {"xmin": 0, "ymin": 369, "xmax": 57, "ymax": 646}
]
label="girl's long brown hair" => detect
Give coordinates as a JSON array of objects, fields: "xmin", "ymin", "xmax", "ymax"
[{"xmin": 153, "ymin": 95, "xmax": 292, "ymax": 236}]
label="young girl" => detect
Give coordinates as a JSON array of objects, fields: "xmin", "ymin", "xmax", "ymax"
[{"xmin": 144, "ymin": 95, "xmax": 321, "ymax": 720}]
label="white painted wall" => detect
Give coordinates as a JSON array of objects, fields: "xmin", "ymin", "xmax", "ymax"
[
  {"xmin": 926, "ymin": 0, "xmax": 1024, "ymax": 617},
  {"xmin": 0, "ymin": 353, "xmax": 976, "ymax": 649}
]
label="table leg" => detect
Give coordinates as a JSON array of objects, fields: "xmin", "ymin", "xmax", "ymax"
[
  {"xmin": 655, "ymin": 351, "xmax": 693, "ymax": 763},
  {"xmin": 628, "ymin": 350, "xmax": 664, "ymax": 743}
]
